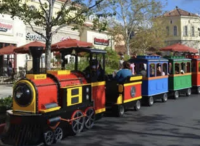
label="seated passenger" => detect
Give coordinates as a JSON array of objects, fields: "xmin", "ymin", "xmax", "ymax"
[
  {"xmin": 115, "ymin": 61, "xmax": 132, "ymax": 83},
  {"xmin": 130, "ymin": 63, "xmax": 135, "ymax": 75},
  {"xmin": 139, "ymin": 65, "xmax": 147, "ymax": 77},
  {"xmin": 83, "ymin": 59, "xmax": 104, "ymax": 82},
  {"xmin": 157, "ymin": 65, "xmax": 165, "ymax": 76}
]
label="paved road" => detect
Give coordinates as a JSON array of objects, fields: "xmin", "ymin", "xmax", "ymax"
[
  {"xmin": 57, "ymin": 94, "xmax": 200, "ymax": 146},
  {"xmin": 0, "ymin": 84, "xmax": 13, "ymax": 98},
  {"xmin": 1, "ymin": 94, "xmax": 200, "ymax": 146}
]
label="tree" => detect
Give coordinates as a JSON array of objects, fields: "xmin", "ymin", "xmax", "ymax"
[
  {"xmin": 107, "ymin": 0, "xmax": 165, "ymax": 57},
  {"xmin": 130, "ymin": 17, "xmax": 168, "ymax": 54},
  {"xmin": 0, "ymin": 0, "xmax": 113, "ymax": 71}
]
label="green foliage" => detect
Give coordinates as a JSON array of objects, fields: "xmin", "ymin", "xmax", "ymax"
[
  {"xmin": 104, "ymin": 47, "xmax": 119, "ymax": 74},
  {"xmin": 0, "ymin": 96, "xmax": 12, "ymax": 113}
]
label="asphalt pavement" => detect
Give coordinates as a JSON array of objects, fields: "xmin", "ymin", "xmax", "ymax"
[
  {"xmin": 1, "ymin": 92, "xmax": 200, "ymax": 146},
  {"xmin": 57, "ymin": 94, "xmax": 200, "ymax": 146},
  {"xmin": 0, "ymin": 84, "xmax": 13, "ymax": 98}
]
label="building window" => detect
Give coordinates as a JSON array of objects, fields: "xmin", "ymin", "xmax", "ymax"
[
  {"xmin": 183, "ymin": 26, "xmax": 188, "ymax": 36},
  {"xmin": 166, "ymin": 26, "xmax": 169, "ymax": 36},
  {"xmin": 191, "ymin": 26, "xmax": 195, "ymax": 37},
  {"xmin": 174, "ymin": 26, "xmax": 177, "ymax": 36}
]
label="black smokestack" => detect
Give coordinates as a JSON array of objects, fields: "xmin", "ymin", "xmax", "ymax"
[{"xmin": 29, "ymin": 46, "xmax": 43, "ymax": 74}]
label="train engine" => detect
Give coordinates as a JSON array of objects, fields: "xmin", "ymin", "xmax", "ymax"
[{"xmin": 1, "ymin": 47, "xmax": 96, "ymax": 146}]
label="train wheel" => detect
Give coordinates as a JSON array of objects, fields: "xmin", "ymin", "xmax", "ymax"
[
  {"xmin": 85, "ymin": 107, "xmax": 95, "ymax": 129},
  {"xmin": 173, "ymin": 91, "xmax": 179, "ymax": 99},
  {"xmin": 43, "ymin": 130, "xmax": 54, "ymax": 146},
  {"xmin": 162, "ymin": 93, "xmax": 168, "ymax": 102},
  {"xmin": 116, "ymin": 105, "xmax": 124, "ymax": 117},
  {"xmin": 186, "ymin": 88, "xmax": 191, "ymax": 96},
  {"xmin": 54, "ymin": 127, "xmax": 63, "ymax": 143},
  {"xmin": 71, "ymin": 110, "xmax": 85, "ymax": 135},
  {"xmin": 134, "ymin": 100, "xmax": 141, "ymax": 111},
  {"xmin": 147, "ymin": 96, "xmax": 154, "ymax": 106},
  {"xmin": 197, "ymin": 87, "xmax": 200, "ymax": 94}
]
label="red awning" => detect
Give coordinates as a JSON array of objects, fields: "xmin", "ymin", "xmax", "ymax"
[
  {"xmin": 160, "ymin": 43, "xmax": 198, "ymax": 53},
  {"xmin": 0, "ymin": 45, "xmax": 16, "ymax": 55},
  {"xmin": 51, "ymin": 39, "xmax": 93, "ymax": 51},
  {"xmin": 14, "ymin": 41, "xmax": 45, "ymax": 53}
]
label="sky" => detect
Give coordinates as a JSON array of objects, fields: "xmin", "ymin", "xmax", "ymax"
[{"xmin": 163, "ymin": 0, "xmax": 200, "ymax": 14}]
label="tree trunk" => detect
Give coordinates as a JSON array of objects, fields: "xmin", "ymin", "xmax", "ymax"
[
  {"xmin": 45, "ymin": 34, "xmax": 52, "ymax": 72},
  {"xmin": 126, "ymin": 38, "xmax": 130, "ymax": 58}
]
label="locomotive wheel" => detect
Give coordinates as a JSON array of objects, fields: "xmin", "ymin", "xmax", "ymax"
[
  {"xmin": 134, "ymin": 100, "xmax": 141, "ymax": 111},
  {"xmin": 173, "ymin": 91, "xmax": 179, "ymax": 99},
  {"xmin": 84, "ymin": 107, "xmax": 95, "ymax": 129},
  {"xmin": 114, "ymin": 105, "xmax": 124, "ymax": 117},
  {"xmin": 186, "ymin": 88, "xmax": 191, "ymax": 96},
  {"xmin": 162, "ymin": 93, "xmax": 168, "ymax": 102},
  {"xmin": 43, "ymin": 130, "xmax": 54, "ymax": 146},
  {"xmin": 197, "ymin": 87, "xmax": 200, "ymax": 94},
  {"xmin": 71, "ymin": 110, "xmax": 85, "ymax": 135},
  {"xmin": 54, "ymin": 127, "xmax": 63, "ymax": 143},
  {"xmin": 147, "ymin": 96, "xmax": 154, "ymax": 106}
]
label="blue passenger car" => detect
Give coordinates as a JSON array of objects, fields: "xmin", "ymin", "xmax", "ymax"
[{"xmin": 129, "ymin": 56, "xmax": 169, "ymax": 106}]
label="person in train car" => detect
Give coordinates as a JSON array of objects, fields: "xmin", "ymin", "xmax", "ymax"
[
  {"xmin": 157, "ymin": 64, "xmax": 165, "ymax": 76},
  {"xmin": 115, "ymin": 61, "xmax": 132, "ymax": 83},
  {"xmin": 130, "ymin": 53, "xmax": 137, "ymax": 75},
  {"xmin": 138, "ymin": 64, "xmax": 147, "ymax": 77},
  {"xmin": 83, "ymin": 59, "xmax": 104, "ymax": 82}
]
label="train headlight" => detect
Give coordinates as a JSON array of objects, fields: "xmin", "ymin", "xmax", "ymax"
[
  {"xmin": 86, "ymin": 87, "xmax": 90, "ymax": 93},
  {"xmin": 86, "ymin": 95, "xmax": 89, "ymax": 100},
  {"xmin": 14, "ymin": 83, "xmax": 33, "ymax": 107}
]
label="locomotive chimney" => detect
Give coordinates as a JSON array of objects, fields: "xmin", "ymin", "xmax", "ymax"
[{"xmin": 29, "ymin": 46, "xmax": 43, "ymax": 74}]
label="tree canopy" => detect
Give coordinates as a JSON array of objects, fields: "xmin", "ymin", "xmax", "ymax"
[
  {"xmin": 0, "ymin": 0, "xmax": 114, "ymax": 71},
  {"xmin": 107, "ymin": 0, "xmax": 166, "ymax": 57}
]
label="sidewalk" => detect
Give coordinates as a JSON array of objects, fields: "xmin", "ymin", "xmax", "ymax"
[{"xmin": 0, "ymin": 84, "xmax": 13, "ymax": 98}]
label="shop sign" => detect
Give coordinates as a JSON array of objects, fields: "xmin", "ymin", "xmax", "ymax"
[
  {"xmin": 94, "ymin": 38, "xmax": 109, "ymax": 46},
  {"xmin": 26, "ymin": 32, "xmax": 46, "ymax": 42},
  {"xmin": 0, "ymin": 21, "xmax": 13, "ymax": 35}
]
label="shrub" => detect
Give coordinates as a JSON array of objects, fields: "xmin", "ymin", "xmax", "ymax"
[{"xmin": 0, "ymin": 96, "xmax": 12, "ymax": 114}]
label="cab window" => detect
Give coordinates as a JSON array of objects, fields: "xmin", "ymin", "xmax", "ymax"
[
  {"xmin": 181, "ymin": 62, "xmax": 186, "ymax": 73},
  {"xmin": 186, "ymin": 62, "xmax": 191, "ymax": 73},
  {"xmin": 163, "ymin": 63, "xmax": 168, "ymax": 75},
  {"xmin": 150, "ymin": 63, "xmax": 155, "ymax": 77},
  {"xmin": 175, "ymin": 63, "xmax": 180, "ymax": 74}
]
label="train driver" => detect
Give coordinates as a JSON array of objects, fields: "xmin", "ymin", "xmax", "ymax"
[{"xmin": 83, "ymin": 59, "xmax": 104, "ymax": 82}]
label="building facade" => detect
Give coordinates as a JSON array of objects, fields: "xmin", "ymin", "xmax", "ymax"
[
  {"xmin": 0, "ymin": 14, "xmax": 26, "ymax": 75},
  {"xmin": 163, "ymin": 6, "xmax": 200, "ymax": 52},
  {"xmin": 0, "ymin": 0, "xmax": 114, "ymax": 74}
]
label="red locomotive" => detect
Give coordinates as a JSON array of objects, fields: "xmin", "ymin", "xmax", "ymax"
[
  {"xmin": 1, "ymin": 46, "xmax": 142, "ymax": 146},
  {"xmin": 186, "ymin": 55, "xmax": 200, "ymax": 93}
]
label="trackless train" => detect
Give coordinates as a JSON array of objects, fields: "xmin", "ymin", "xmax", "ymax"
[{"xmin": 1, "ymin": 46, "xmax": 200, "ymax": 146}]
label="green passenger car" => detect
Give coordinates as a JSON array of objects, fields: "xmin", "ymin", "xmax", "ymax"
[{"xmin": 164, "ymin": 56, "xmax": 192, "ymax": 99}]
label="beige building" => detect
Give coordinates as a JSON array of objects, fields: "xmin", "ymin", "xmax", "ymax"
[{"xmin": 163, "ymin": 6, "xmax": 200, "ymax": 52}]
